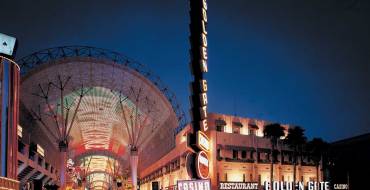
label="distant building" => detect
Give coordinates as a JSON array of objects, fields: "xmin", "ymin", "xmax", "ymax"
[{"xmin": 330, "ymin": 133, "xmax": 370, "ymax": 190}]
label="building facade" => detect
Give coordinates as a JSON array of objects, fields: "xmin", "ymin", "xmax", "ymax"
[
  {"xmin": 139, "ymin": 113, "xmax": 319, "ymax": 190},
  {"xmin": 0, "ymin": 56, "xmax": 20, "ymax": 189},
  {"xmin": 330, "ymin": 133, "xmax": 370, "ymax": 190}
]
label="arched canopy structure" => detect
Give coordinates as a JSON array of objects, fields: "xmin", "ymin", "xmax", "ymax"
[
  {"xmin": 18, "ymin": 46, "xmax": 186, "ymax": 131},
  {"xmin": 17, "ymin": 46, "xmax": 187, "ymax": 187}
]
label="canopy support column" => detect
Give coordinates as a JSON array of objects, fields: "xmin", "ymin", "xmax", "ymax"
[{"xmin": 130, "ymin": 148, "xmax": 138, "ymax": 190}]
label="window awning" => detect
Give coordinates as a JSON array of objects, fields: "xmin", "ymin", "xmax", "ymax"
[
  {"xmin": 215, "ymin": 119, "xmax": 227, "ymax": 126},
  {"xmin": 248, "ymin": 120, "xmax": 259, "ymax": 129},
  {"xmin": 248, "ymin": 124, "xmax": 259, "ymax": 129},
  {"xmin": 225, "ymin": 145, "xmax": 255, "ymax": 151},
  {"xmin": 232, "ymin": 121, "xmax": 243, "ymax": 127}
]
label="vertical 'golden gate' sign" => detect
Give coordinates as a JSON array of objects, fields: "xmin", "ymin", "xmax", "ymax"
[
  {"xmin": 188, "ymin": 0, "xmax": 210, "ymax": 179},
  {"xmin": 189, "ymin": 0, "xmax": 208, "ymax": 132}
]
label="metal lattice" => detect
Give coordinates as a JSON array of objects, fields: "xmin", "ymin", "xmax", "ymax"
[{"xmin": 17, "ymin": 46, "xmax": 187, "ymax": 133}]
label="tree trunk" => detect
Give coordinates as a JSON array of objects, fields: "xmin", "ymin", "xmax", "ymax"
[
  {"xmin": 270, "ymin": 143, "xmax": 274, "ymax": 189},
  {"xmin": 293, "ymin": 162, "xmax": 296, "ymax": 184},
  {"xmin": 293, "ymin": 149, "xmax": 296, "ymax": 185},
  {"xmin": 316, "ymin": 164, "xmax": 319, "ymax": 182}
]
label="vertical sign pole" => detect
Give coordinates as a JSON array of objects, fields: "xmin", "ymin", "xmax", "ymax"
[{"xmin": 188, "ymin": 0, "xmax": 209, "ymax": 179}]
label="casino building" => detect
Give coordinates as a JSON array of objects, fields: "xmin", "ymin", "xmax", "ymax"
[
  {"xmin": 1, "ymin": 46, "xmax": 320, "ymax": 190},
  {"xmin": 139, "ymin": 113, "xmax": 319, "ymax": 190}
]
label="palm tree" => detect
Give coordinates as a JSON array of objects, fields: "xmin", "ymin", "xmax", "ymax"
[
  {"xmin": 307, "ymin": 138, "xmax": 328, "ymax": 182},
  {"xmin": 285, "ymin": 126, "xmax": 307, "ymax": 184},
  {"xmin": 263, "ymin": 123, "xmax": 285, "ymax": 188}
]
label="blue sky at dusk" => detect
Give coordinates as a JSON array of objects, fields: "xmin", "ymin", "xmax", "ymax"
[{"xmin": 2, "ymin": 0, "xmax": 370, "ymax": 141}]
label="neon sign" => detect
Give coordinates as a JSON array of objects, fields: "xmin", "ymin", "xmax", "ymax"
[{"xmin": 188, "ymin": 0, "xmax": 210, "ymax": 179}]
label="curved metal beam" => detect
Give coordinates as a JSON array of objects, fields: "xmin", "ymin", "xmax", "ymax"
[
  {"xmin": 87, "ymin": 180, "xmax": 112, "ymax": 187},
  {"xmin": 73, "ymin": 149, "xmax": 126, "ymax": 164},
  {"xmin": 17, "ymin": 45, "xmax": 187, "ymax": 133},
  {"xmin": 85, "ymin": 170, "xmax": 115, "ymax": 177}
]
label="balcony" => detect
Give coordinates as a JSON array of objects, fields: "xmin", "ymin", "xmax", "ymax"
[
  {"xmin": 17, "ymin": 141, "xmax": 58, "ymax": 187},
  {"xmin": 224, "ymin": 157, "xmax": 255, "ymax": 163},
  {"xmin": 0, "ymin": 176, "xmax": 20, "ymax": 189},
  {"xmin": 301, "ymin": 161, "xmax": 317, "ymax": 166},
  {"xmin": 257, "ymin": 159, "xmax": 271, "ymax": 164},
  {"xmin": 216, "ymin": 132, "xmax": 271, "ymax": 148},
  {"xmin": 282, "ymin": 161, "xmax": 294, "ymax": 165}
]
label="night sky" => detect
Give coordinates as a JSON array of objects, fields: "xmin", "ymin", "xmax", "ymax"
[{"xmin": 1, "ymin": 0, "xmax": 369, "ymax": 142}]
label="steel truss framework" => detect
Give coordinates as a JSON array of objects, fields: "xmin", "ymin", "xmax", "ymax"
[
  {"xmin": 73, "ymin": 149, "xmax": 126, "ymax": 166},
  {"xmin": 17, "ymin": 46, "xmax": 187, "ymax": 133}
]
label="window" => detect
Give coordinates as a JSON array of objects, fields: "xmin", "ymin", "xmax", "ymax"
[
  {"xmin": 217, "ymin": 148, "xmax": 221, "ymax": 158},
  {"xmin": 18, "ymin": 141, "xmax": 25, "ymax": 154},
  {"xmin": 233, "ymin": 150, "xmax": 238, "ymax": 159},
  {"xmin": 241, "ymin": 151, "xmax": 247, "ymax": 159},
  {"xmin": 265, "ymin": 153, "xmax": 269, "ymax": 160},
  {"xmin": 243, "ymin": 174, "xmax": 246, "ymax": 182},
  {"xmin": 249, "ymin": 129, "xmax": 255, "ymax": 135},
  {"xmin": 233, "ymin": 127, "xmax": 240, "ymax": 134},
  {"xmin": 225, "ymin": 173, "xmax": 228, "ymax": 181},
  {"xmin": 38, "ymin": 157, "xmax": 43, "ymax": 166},
  {"xmin": 216, "ymin": 125, "xmax": 224, "ymax": 132},
  {"xmin": 258, "ymin": 175, "xmax": 261, "ymax": 185}
]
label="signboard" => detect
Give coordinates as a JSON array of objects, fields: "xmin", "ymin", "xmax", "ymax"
[
  {"xmin": 188, "ymin": 0, "xmax": 210, "ymax": 180},
  {"xmin": 36, "ymin": 144, "xmax": 45, "ymax": 157},
  {"xmin": 185, "ymin": 152, "xmax": 196, "ymax": 179},
  {"xmin": 196, "ymin": 151, "xmax": 209, "ymax": 179},
  {"xmin": 177, "ymin": 179, "xmax": 211, "ymax": 190},
  {"xmin": 219, "ymin": 182, "xmax": 259, "ymax": 190},
  {"xmin": 196, "ymin": 131, "xmax": 210, "ymax": 152},
  {"xmin": 189, "ymin": 0, "xmax": 209, "ymax": 133},
  {"xmin": 0, "ymin": 33, "xmax": 16, "ymax": 57},
  {"xmin": 17, "ymin": 125, "xmax": 23, "ymax": 138}
]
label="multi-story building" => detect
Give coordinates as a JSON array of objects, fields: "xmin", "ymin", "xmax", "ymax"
[
  {"xmin": 0, "ymin": 56, "xmax": 20, "ymax": 189},
  {"xmin": 330, "ymin": 133, "xmax": 370, "ymax": 190},
  {"xmin": 139, "ymin": 113, "xmax": 319, "ymax": 190}
]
